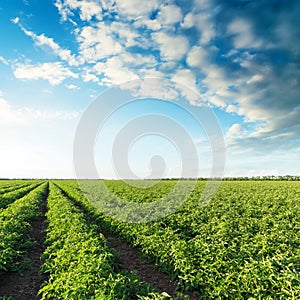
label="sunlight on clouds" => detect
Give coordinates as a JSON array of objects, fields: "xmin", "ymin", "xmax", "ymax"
[
  {"xmin": 13, "ymin": 62, "xmax": 78, "ymax": 85},
  {"xmin": 157, "ymin": 5, "xmax": 183, "ymax": 26},
  {"xmin": 19, "ymin": 25, "xmax": 83, "ymax": 66},
  {"xmin": 114, "ymin": 0, "xmax": 161, "ymax": 17},
  {"xmin": 55, "ymin": 0, "xmax": 102, "ymax": 21},
  {"xmin": 7, "ymin": 0, "xmax": 300, "ymax": 159},
  {"xmin": 186, "ymin": 46, "xmax": 209, "ymax": 69},
  {"xmin": 152, "ymin": 31, "xmax": 189, "ymax": 61},
  {"xmin": 93, "ymin": 56, "xmax": 138, "ymax": 85},
  {"xmin": 78, "ymin": 25, "xmax": 123, "ymax": 62}
]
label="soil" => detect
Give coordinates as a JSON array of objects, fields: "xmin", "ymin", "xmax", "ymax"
[
  {"xmin": 0, "ymin": 194, "xmax": 48, "ymax": 300},
  {"xmin": 104, "ymin": 230, "xmax": 198, "ymax": 300}
]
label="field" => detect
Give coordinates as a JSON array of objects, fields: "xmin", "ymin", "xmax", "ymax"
[{"xmin": 0, "ymin": 179, "xmax": 299, "ymax": 299}]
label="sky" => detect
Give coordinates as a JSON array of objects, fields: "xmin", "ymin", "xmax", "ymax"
[{"xmin": 0, "ymin": 0, "xmax": 299, "ymax": 179}]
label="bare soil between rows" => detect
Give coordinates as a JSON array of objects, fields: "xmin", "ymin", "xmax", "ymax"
[
  {"xmin": 0, "ymin": 196, "xmax": 48, "ymax": 300},
  {"xmin": 104, "ymin": 230, "xmax": 198, "ymax": 300}
]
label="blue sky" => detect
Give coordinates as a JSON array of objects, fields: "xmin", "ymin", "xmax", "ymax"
[{"xmin": 0, "ymin": 0, "xmax": 299, "ymax": 178}]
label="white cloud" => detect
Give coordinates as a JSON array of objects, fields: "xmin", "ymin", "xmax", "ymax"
[
  {"xmin": 78, "ymin": 24, "xmax": 123, "ymax": 62},
  {"xmin": 82, "ymin": 71, "xmax": 99, "ymax": 83},
  {"xmin": 171, "ymin": 69, "xmax": 203, "ymax": 104},
  {"xmin": 12, "ymin": 0, "xmax": 300, "ymax": 153},
  {"xmin": 119, "ymin": 52, "xmax": 157, "ymax": 68},
  {"xmin": 119, "ymin": 78, "xmax": 179, "ymax": 100},
  {"xmin": 246, "ymin": 74, "xmax": 264, "ymax": 84},
  {"xmin": 0, "ymin": 56, "xmax": 9, "ymax": 65},
  {"xmin": 11, "ymin": 17, "xmax": 19, "ymax": 24},
  {"xmin": 20, "ymin": 26, "xmax": 82, "ymax": 66},
  {"xmin": 152, "ymin": 32, "xmax": 189, "ymax": 61},
  {"xmin": 181, "ymin": 11, "xmax": 215, "ymax": 45},
  {"xmin": 171, "ymin": 69, "xmax": 196, "ymax": 91},
  {"xmin": 93, "ymin": 56, "xmax": 139, "ymax": 85},
  {"xmin": 109, "ymin": 21, "xmax": 140, "ymax": 48},
  {"xmin": 186, "ymin": 46, "xmax": 209, "ymax": 69},
  {"xmin": 114, "ymin": 0, "xmax": 161, "ymax": 17},
  {"xmin": 55, "ymin": 0, "xmax": 102, "ymax": 21},
  {"xmin": 226, "ymin": 104, "xmax": 239, "ymax": 114},
  {"xmin": 226, "ymin": 123, "xmax": 243, "ymax": 138},
  {"xmin": 13, "ymin": 62, "xmax": 78, "ymax": 85},
  {"xmin": 65, "ymin": 84, "xmax": 80, "ymax": 90},
  {"xmin": 43, "ymin": 89, "xmax": 52, "ymax": 94},
  {"xmin": 157, "ymin": 5, "xmax": 182, "ymax": 26},
  {"xmin": 201, "ymin": 64, "xmax": 236, "ymax": 107},
  {"xmin": 134, "ymin": 18, "xmax": 161, "ymax": 31},
  {"xmin": 227, "ymin": 18, "xmax": 263, "ymax": 49},
  {"xmin": 0, "ymin": 97, "xmax": 79, "ymax": 126}
]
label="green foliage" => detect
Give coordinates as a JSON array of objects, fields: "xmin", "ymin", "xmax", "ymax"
[
  {"xmin": 0, "ymin": 181, "xmax": 32, "ymax": 195},
  {"xmin": 56, "ymin": 180, "xmax": 300, "ymax": 299},
  {"xmin": 39, "ymin": 183, "xmax": 169, "ymax": 300},
  {"xmin": 0, "ymin": 182, "xmax": 48, "ymax": 272},
  {"xmin": 0, "ymin": 181, "xmax": 43, "ymax": 209}
]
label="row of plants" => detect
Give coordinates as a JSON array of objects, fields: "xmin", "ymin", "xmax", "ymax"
[
  {"xmin": 0, "ymin": 180, "xmax": 32, "ymax": 194},
  {"xmin": 0, "ymin": 181, "xmax": 43, "ymax": 209},
  {"xmin": 56, "ymin": 180, "xmax": 300, "ymax": 299},
  {"xmin": 0, "ymin": 182, "xmax": 48, "ymax": 273},
  {"xmin": 39, "ymin": 183, "xmax": 170, "ymax": 300}
]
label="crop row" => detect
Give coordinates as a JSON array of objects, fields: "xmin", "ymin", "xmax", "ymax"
[
  {"xmin": 0, "ymin": 181, "xmax": 43, "ymax": 209},
  {"xmin": 0, "ymin": 181, "xmax": 32, "ymax": 195},
  {"xmin": 0, "ymin": 180, "xmax": 23, "ymax": 190},
  {"xmin": 56, "ymin": 180, "xmax": 300, "ymax": 299},
  {"xmin": 0, "ymin": 182, "xmax": 48, "ymax": 273},
  {"xmin": 39, "ymin": 183, "xmax": 170, "ymax": 300}
]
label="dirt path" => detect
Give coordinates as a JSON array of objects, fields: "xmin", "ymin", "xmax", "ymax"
[
  {"xmin": 0, "ymin": 190, "xmax": 48, "ymax": 300},
  {"xmin": 104, "ymin": 230, "xmax": 198, "ymax": 300}
]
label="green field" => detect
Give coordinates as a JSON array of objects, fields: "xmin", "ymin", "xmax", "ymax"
[{"xmin": 0, "ymin": 179, "xmax": 299, "ymax": 299}]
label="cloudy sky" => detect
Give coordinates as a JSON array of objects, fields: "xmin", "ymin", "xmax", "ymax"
[{"xmin": 0, "ymin": 0, "xmax": 299, "ymax": 178}]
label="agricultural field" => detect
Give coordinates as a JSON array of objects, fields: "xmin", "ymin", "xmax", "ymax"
[{"xmin": 0, "ymin": 179, "xmax": 299, "ymax": 299}]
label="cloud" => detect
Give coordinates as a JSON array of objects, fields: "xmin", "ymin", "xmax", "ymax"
[
  {"xmin": 65, "ymin": 84, "xmax": 80, "ymax": 90},
  {"xmin": 134, "ymin": 18, "xmax": 161, "ymax": 31},
  {"xmin": 11, "ymin": 17, "xmax": 19, "ymax": 24},
  {"xmin": 93, "ymin": 56, "xmax": 139, "ymax": 85},
  {"xmin": 157, "ymin": 4, "xmax": 183, "ymax": 26},
  {"xmin": 12, "ymin": 0, "xmax": 300, "ymax": 153},
  {"xmin": 0, "ymin": 96, "xmax": 79, "ymax": 125},
  {"xmin": 171, "ymin": 68, "xmax": 199, "ymax": 102},
  {"xmin": 227, "ymin": 18, "xmax": 263, "ymax": 49},
  {"xmin": 0, "ymin": 98, "xmax": 23, "ymax": 124},
  {"xmin": 77, "ymin": 24, "xmax": 123, "ymax": 62},
  {"xmin": 152, "ymin": 31, "xmax": 189, "ymax": 61},
  {"xmin": 226, "ymin": 123, "xmax": 248, "ymax": 141},
  {"xmin": 13, "ymin": 62, "xmax": 78, "ymax": 85},
  {"xmin": 0, "ymin": 56, "xmax": 9, "ymax": 65},
  {"xmin": 55, "ymin": 0, "xmax": 102, "ymax": 21},
  {"xmin": 82, "ymin": 70, "xmax": 99, "ymax": 83},
  {"xmin": 186, "ymin": 46, "xmax": 209, "ymax": 69},
  {"xmin": 22, "ymin": 108, "xmax": 79, "ymax": 120},
  {"xmin": 19, "ymin": 25, "xmax": 82, "ymax": 66},
  {"xmin": 182, "ymin": 12, "xmax": 215, "ymax": 45},
  {"xmin": 114, "ymin": 0, "xmax": 161, "ymax": 18}
]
